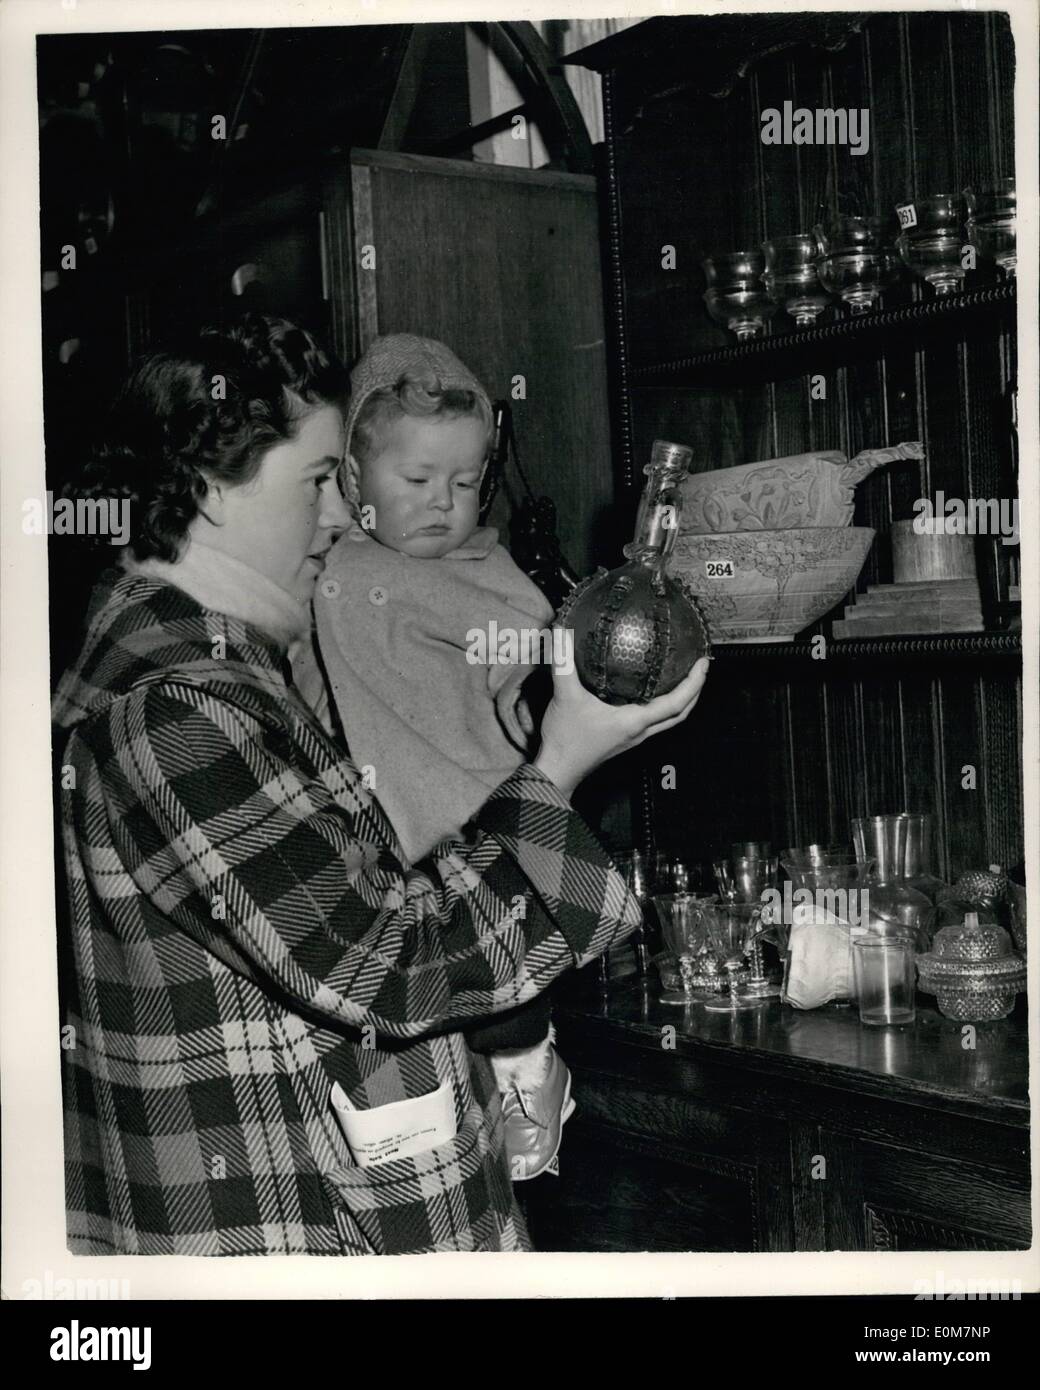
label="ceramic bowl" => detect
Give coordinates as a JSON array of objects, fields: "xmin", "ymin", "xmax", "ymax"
[
  {"xmin": 680, "ymin": 447, "xmax": 922, "ymax": 533},
  {"xmin": 670, "ymin": 526, "xmax": 875, "ymax": 643}
]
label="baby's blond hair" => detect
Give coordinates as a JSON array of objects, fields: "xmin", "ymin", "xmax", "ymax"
[{"xmin": 351, "ymin": 372, "xmax": 493, "ymax": 469}]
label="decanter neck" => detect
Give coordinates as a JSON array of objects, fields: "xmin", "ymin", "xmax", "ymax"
[{"xmin": 622, "ymin": 440, "xmax": 693, "ymax": 565}]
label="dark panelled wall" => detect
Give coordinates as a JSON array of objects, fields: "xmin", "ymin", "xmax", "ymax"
[{"xmin": 606, "ymin": 10, "xmax": 1020, "ymax": 880}]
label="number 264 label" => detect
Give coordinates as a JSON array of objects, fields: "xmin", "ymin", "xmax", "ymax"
[{"xmin": 704, "ymin": 560, "xmax": 736, "ymax": 579}]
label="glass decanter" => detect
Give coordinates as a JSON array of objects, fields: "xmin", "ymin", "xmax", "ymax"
[
  {"xmin": 556, "ymin": 440, "xmax": 711, "ymax": 704},
  {"xmin": 901, "ymin": 812, "xmax": 947, "ymax": 904},
  {"xmin": 852, "ymin": 815, "xmax": 936, "ymax": 952}
]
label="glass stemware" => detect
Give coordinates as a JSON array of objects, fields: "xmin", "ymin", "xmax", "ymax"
[
  {"xmin": 816, "ymin": 250, "xmax": 897, "ymax": 314},
  {"xmin": 762, "ymin": 234, "xmax": 832, "ymax": 326},
  {"xmin": 897, "ymin": 232, "xmax": 966, "ymax": 295},
  {"xmin": 779, "ymin": 854, "xmax": 874, "ymax": 1006},
  {"xmin": 895, "ymin": 193, "xmax": 966, "ymax": 238},
  {"xmin": 703, "ymin": 251, "xmax": 778, "ymax": 340},
  {"xmin": 654, "ymin": 894, "xmax": 719, "ymax": 1004},
  {"xmin": 966, "ymin": 179, "xmax": 1016, "ymax": 278},
  {"xmin": 813, "ymin": 213, "xmax": 886, "ymax": 256},
  {"xmin": 702, "ymin": 902, "xmax": 769, "ymax": 1012},
  {"xmin": 715, "ymin": 852, "xmax": 781, "ymax": 996}
]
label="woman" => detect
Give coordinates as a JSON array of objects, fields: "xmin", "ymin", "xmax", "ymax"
[{"xmin": 52, "ymin": 314, "xmax": 708, "ymax": 1256}]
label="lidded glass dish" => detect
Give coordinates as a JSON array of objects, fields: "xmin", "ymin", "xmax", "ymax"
[{"xmin": 916, "ymin": 912, "xmax": 1026, "ymax": 1021}]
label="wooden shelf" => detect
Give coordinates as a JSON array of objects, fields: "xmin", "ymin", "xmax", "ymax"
[
  {"xmin": 631, "ymin": 283, "xmax": 1016, "ymax": 389},
  {"xmin": 709, "ymin": 631, "xmax": 1022, "ymax": 664}
]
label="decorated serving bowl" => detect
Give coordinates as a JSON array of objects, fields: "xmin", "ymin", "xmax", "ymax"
[{"xmin": 670, "ymin": 526, "xmax": 875, "ymax": 643}]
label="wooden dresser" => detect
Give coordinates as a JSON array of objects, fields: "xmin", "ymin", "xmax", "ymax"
[{"xmin": 521, "ymin": 976, "xmax": 1030, "ymax": 1253}]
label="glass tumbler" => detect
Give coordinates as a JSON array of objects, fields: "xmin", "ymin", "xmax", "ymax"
[{"xmin": 852, "ymin": 935, "xmax": 917, "ymax": 1026}]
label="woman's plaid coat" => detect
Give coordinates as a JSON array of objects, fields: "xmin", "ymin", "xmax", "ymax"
[{"xmin": 52, "ymin": 570, "xmax": 640, "ymax": 1256}]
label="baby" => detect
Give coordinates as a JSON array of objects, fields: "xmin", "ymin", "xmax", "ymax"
[{"xmin": 296, "ymin": 333, "xmax": 573, "ymax": 1181}]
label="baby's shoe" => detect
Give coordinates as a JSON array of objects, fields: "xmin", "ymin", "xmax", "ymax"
[{"xmin": 492, "ymin": 1036, "xmax": 576, "ymax": 1182}]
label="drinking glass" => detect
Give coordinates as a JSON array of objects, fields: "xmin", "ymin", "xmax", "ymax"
[
  {"xmin": 715, "ymin": 852, "xmax": 781, "ymax": 996},
  {"xmin": 715, "ymin": 854, "xmax": 778, "ymax": 902},
  {"xmin": 702, "ymin": 902, "xmax": 769, "ymax": 1012},
  {"xmin": 616, "ymin": 849, "xmax": 653, "ymax": 972},
  {"xmin": 655, "ymin": 894, "xmax": 719, "ymax": 1004},
  {"xmin": 966, "ymin": 179, "xmax": 1016, "ymax": 278},
  {"xmin": 779, "ymin": 857, "xmax": 874, "ymax": 1006},
  {"xmin": 703, "ymin": 251, "xmax": 778, "ymax": 340},
  {"xmin": 782, "ymin": 844, "xmax": 857, "ymax": 871},
  {"xmin": 704, "ymin": 287, "xmax": 779, "ymax": 340},
  {"xmin": 895, "ymin": 193, "xmax": 966, "ymax": 238},
  {"xmin": 813, "ymin": 213, "xmax": 886, "ymax": 255},
  {"xmin": 762, "ymin": 234, "xmax": 832, "ymax": 326},
  {"xmin": 852, "ymin": 935, "xmax": 917, "ymax": 1026},
  {"xmin": 653, "ymin": 853, "xmax": 694, "ymax": 895},
  {"xmin": 851, "ymin": 815, "xmax": 935, "ymax": 950},
  {"xmin": 901, "ymin": 813, "xmax": 946, "ymax": 903},
  {"xmin": 731, "ymin": 840, "xmax": 773, "ymax": 861},
  {"xmin": 817, "ymin": 250, "xmax": 897, "ymax": 314},
  {"xmin": 897, "ymin": 232, "xmax": 966, "ymax": 295}
]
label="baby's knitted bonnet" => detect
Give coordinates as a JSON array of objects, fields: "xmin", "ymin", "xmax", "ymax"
[{"xmin": 341, "ymin": 333, "xmax": 493, "ymax": 515}]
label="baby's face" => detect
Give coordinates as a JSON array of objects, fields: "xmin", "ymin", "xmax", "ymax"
[{"xmin": 357, "ymin": 413, "xmax": 486, "ymax": 558}]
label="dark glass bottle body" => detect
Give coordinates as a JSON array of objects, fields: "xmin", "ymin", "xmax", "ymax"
[{"xmin": 558, "ymin": 440, "xmax": 710, "ymax": 704}]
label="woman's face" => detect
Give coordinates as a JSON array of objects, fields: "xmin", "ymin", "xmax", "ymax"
[
  {"xmin": 191, "ymin": 403, "xmax": 350, "ymax": 602},
  {"xmin": 357, "ymin": 412, "xmax": 486, "ymax": 559}
]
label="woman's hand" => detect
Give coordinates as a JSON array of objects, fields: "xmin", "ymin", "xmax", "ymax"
[{"xmin": 533, "ymin": 656, "xmax": 711, "ymax": 799}]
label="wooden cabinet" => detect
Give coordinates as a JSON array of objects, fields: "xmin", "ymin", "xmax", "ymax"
[
  {"xmin": 521, "ymin": 981, "xmax": 1030, "ymax": 1253},
  {"xmin": 567, "ymin": 12, "xmax": 1023, "ymax": 879}
]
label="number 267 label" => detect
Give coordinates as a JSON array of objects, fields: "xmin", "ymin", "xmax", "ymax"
[{"xmin": 704, "ymin": 560, "xmax": 736, "ymax": 579}]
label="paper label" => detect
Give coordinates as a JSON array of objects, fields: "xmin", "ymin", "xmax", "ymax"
[
  {"xmin": 896, "ymin": 203, "xmax": 918, "ymax": 230},
  {"xmin": 704, "ymin": 559, "xmax": 736, "ymax": 579},
  {"xmin": 330, "ymin": 1081, "xmax": 456, "ymax": 1168}
]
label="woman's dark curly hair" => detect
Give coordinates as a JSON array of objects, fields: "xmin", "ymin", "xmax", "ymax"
[{"xmin": 76, "ymin": 314, "xmax": 348, "ymax": 562}]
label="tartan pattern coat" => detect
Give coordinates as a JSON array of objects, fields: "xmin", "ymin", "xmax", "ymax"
[{"xmin": 52, "ymin": 570, "xmax": 641, "ymax": 1256}]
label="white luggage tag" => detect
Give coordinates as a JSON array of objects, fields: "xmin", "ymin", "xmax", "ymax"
[{"xmin": 330, "ymin": 1081, "xmax": 456, "ymax": 1168}]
